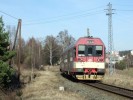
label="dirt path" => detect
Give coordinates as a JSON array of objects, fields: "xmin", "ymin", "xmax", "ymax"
[
  {"xmin": 22, "ymin": 68, "xmax": 84, "ymax": 100},
  {"xmin": 20, "ymin": 67, "xmax": 129, "ymax": 100}
]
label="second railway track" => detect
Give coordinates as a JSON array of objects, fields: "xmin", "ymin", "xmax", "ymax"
[{"xmin": 81, "ymin": 82, "xmax": 133, "ymax": 99}]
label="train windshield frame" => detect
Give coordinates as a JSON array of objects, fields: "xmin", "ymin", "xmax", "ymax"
[
  {"xmin": 78, "ymin": 45, "xmax": 86, "ymax": 56},
  {"xmin": 78, "ymin": 45, "xmax": 103, "ymax": 57}
]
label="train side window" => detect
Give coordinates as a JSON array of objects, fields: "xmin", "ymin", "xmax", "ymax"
[
  {"xmin": 73, "ymin": 47, "xmax": 76, "ymax": 58},
  {"xmin": 96, "ymin": 46, "xmax": 102, "ymax": 56},
  {"xmin": 78, "ymin": 45, "xmax": 85, "ymax": 56}
]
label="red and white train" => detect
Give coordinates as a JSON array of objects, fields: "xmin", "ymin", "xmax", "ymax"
[{"xmin": 60, "ymin": 36, "xmax": 106, "ymax": 80}]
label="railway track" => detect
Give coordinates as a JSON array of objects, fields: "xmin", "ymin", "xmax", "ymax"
[
  {"xmin": 81, "ymin": 82, "xmax": 133, "ymax": 99},
  {"xmin": 61, "ymin": 73, "xmax": 133, "ymax": 98}
]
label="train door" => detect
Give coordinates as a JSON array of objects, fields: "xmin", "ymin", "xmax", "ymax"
[
  {"xmin": 67, "ymin": 50, "xmax": 70, "ymax": 74},
  {"xmin": 85, "ymin": 45, "xmax": 94, "ymax": 62},
  {"xmin": 73, "ymin": 47, "xmax": 76, "ymax": 61}
]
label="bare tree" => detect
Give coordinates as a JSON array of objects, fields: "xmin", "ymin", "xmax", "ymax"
[
  {"xmin": 20, "ymin": 37, "xmax": 42, "ymax": 69},
  {"xmin": 57, "ymin": 30, "xmax": 75, "ymax": 51},
  {"xmin": 6, "ymin": 25, "xmax": 16, "ymax": 50},
  {"xmin": 43, "ymin": 35, "xmax": 60, "ymax": 66}
]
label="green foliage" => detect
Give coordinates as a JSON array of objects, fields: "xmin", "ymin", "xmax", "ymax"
[
  {"xmin": 115, "ymin": 60, "xmax": 126, "ymax": 70},
  {"xmin": 0, "ymin": 60, "xmax": 15, "ymax": 86},
  {"xmin": 119, "ymin": 50, "xmax": 131, "ymax": 57},
  {"xmin": 0, "ymin": 17, "xmax": 16, "ymax": 87},
  {"xmin": 1, "ymin": 51, "xmax": 16, "ymax": 61}
]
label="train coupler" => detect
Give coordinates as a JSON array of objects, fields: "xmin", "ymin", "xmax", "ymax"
[{"xmin": 84, "ymin": 68, "xmax": 98, "ymax": 79}]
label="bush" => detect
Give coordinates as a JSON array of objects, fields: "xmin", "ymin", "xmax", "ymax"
[
  {"xmin": 0, "ymin": 60, "xmax": 15, "ymax": 87},
  {"xmin": 0, "ymin": 17, "xmax": 16, "ymax": 88},
  {"xmin": 115, "ymin": 60, "xmax": 126, "ymax": 70}
]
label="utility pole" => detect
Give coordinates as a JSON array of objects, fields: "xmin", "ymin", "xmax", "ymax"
[
  {"xmin": 31, "ymin": 38, "xmax": 33, "ymax": 81},
  {"xmin": 10, "ymin": 19, "xmax": 22, "ymax": 81},
  {"xmin": 105, "ymin": 3, "xmax": 115, "ymax": 75},
  {"xmin": 18, "ymin": 19, "xmax": 22, "ymax": 80},
  {"xmin": 12, "ymin": 19, "xmax": 22, "ymax": 80},
  {"xmin": 9, "ymin": 19, "xmax": 22, "ymax": 81},
  {"xmin": 39, "ymin": 43, "xmax": 41, "ymax": 66}
]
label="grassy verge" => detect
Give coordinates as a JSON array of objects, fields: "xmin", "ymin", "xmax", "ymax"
[
  {"xmin": 21, "ymin": 66, "xmax": 84, "ymax": 100},
  {"xmin": 103, "ymin": 68, "xmax": 133, "ymax": 89}
]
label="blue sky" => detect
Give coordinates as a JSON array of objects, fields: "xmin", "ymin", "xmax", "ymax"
[{"xmin": 0, "ymin": 0, "xmax": 133, "ymax": 51}]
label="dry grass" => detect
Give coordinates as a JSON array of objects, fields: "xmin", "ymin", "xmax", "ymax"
[
  {"xmin": 15, "ymin": 66, "xmax": 133, "ymax": 100},
  {"xmin": 21, "ymin": 66, "xmax": 84, "ymax": 100},
  {"xmin": 1, "ymin": 66, "xmax": 132, "ymax": 100},
  {"xmin": 103, "ymin": 68, "xmax": 133, "ymax": 89}
]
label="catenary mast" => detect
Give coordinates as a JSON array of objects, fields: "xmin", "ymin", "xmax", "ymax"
[{"xmin": 106, "ymin": 2, "xmax": 115, "ymax": 75}]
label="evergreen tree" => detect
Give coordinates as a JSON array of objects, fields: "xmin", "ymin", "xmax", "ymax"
[{"xmin": 0, "ymin": 17, "xmax": 16, "ymax": 87}]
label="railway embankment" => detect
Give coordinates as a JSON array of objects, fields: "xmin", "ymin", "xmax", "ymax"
[
  {"xmin": 1, "ymin": 66, "xmax": 132, "ymax": 100},
  {"xmin": 20, "ymin": 66, "xmax": 130, "ymax": 100}
]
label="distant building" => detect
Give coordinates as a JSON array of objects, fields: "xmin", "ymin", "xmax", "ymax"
[
  {"xmin": 106, "ymin": 50, "xmax": 133, "ymax": 68},
  {"xmin": 105, "ymin": 51, "xmax": 125, "ymax": 64}
]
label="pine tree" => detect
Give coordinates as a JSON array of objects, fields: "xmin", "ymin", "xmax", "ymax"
[{"xmin": 0, "ymin": 17, "xmax": 16, "ymax": 87}]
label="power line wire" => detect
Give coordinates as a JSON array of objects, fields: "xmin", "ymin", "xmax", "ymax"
[
  {"xmin": 23, "ymin": 10, "xmax": 104, "ymax": 26},
  {"xmin": 114, "ymin": 4, "xmax": 133, "ymax": 7},
  {"xmin": 24, "ymin": 5, "xmax": 105, "ymax": 23},
  {"xmin": 117, "ymin": 10, "xmax": 133, "ymax": 12},
  {"xmin": 0, "ymin": 10, "xmax": 18, "ymax": 20},
  {"xmin": 114, "ymin": 14, "xmax": 133, "ymax": 24}
]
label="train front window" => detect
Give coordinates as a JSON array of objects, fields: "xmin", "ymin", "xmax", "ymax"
[
  {"xmin": 78, "ymin": 45, "xmax": 85, "ymax": 56},
  {"xmin": 87, "ymin": 46, "xmax": 93, "ymax": 56},
  {"xmin": 78, "ymin": 45, "xmax": 103, "ymax": 56},
  {"xmin": 95, "ymin": 46, "xmax": 102, "ymax": 56}
]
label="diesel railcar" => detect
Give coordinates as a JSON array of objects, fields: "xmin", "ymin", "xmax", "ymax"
[{"xmin": 60, "ymin": 36, "xmax": 106, "ymax": 80}]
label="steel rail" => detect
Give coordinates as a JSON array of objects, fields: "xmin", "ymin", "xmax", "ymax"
[{"xmin": 81, "ymin": 82, "xmax": 133, "ymax": 99}]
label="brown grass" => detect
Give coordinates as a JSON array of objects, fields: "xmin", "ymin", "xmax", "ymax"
[
  {"xmin": 103, "ymin": 68, "xmax": 133, "ymax": 89},
  {"xmin": 15, "ymin": 66, "xmax": 133, "ymax": 99},
  {"xmin": 21, "ymin": 66, "xmax": 84, "ymax": 100}
]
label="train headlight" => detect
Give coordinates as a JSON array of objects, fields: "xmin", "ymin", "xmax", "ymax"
[{"xmin": 97, "ymin": 58, "xmax": 103, "ymax": 62}]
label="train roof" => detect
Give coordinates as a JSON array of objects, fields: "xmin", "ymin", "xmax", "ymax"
[
  {"xmin": 62, "ymin": 36, "xmax": 105, "ymax": 54},
  {"xmin": 76, "ymin": 36, "xmax": 104, "ymax": 46}
]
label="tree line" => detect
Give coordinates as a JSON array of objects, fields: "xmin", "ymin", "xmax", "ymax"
[
  {"xmin": 0, "ymin": 16, "xmax": 75, "ymax": 87},
  {"xmin": 14, "ymin": 29, "xmax": 75, "ymax": 68}
]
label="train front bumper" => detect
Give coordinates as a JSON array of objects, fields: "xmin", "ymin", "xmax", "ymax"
[
  {"xmin": 72, "ymin": 68, "xmax": 105, "ymax": 80},
  {"xmin": 75, "ymin": 75, "xmax": 104, "ymax": 80}
]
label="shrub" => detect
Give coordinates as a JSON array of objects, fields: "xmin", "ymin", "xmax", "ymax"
[
  {"xmin": 115, "ymin": 60, "xmax": 126, "ymax": 70},
  {"xmin": 0, "ymin": 60, "xmax": 15, "ymax": 87},
  {"xmin": 0, "ymin": 17, "xmax": 16, "ymax": 87}
]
